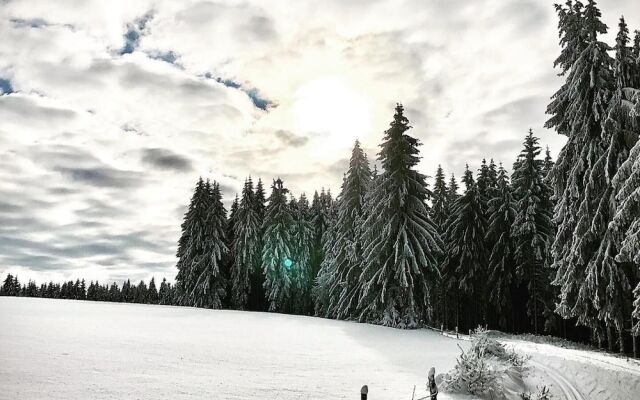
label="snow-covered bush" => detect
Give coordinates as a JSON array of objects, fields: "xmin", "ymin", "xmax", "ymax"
[
  {"xmin": 520, "ymin": 386, "xmax": 552, "ymax": 400},
  {"xmin": 440, "ymin": 327, "xmax": 530, "ymax": 399}
]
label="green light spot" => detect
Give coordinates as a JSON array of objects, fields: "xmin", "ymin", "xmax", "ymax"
[{"xmin": 283, "ymin": 258, "xmax": 293, "ymax": 268}]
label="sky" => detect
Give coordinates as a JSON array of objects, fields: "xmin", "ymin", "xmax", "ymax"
[{"xmin": 0, "ymin": 0, "xmax": 639, "ymax": 284}]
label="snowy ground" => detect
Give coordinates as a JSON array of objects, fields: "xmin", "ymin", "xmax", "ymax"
[
  {"xmin": 0, "ymin": 297, "xmax": 465, "ymax": 399},
  {"xmin": 1, "ymin": 297, "xmax": 639, "ymax": 400}
]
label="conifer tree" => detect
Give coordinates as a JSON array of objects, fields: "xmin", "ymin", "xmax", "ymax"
[
  {"xmin": 148, "ymin": 277, "xmax": 159, "ymax": 304},
  {"xmin": 249, "ymin": 178, "xmax": 267, "ymax": 311},
  {"xmin": 315, "ymin": 140, "xmax": 371, "ymax": 319},
  {"xmin": 547, "ymin": 0, "xmax": 615, "ymax": 338},
  {"xmin": 175, "ymin": 178, "xmax": 207, "ymax": 303},
  {"xmin": 443, "ymin": 165, "xmax": 488, "ymax": 330},
  {"xmin": 486, "ymin": 164, "xmax": 517, "ymax": 330},
  {"xmin": 511, "ymin": 130, "xmax": 555, "ymax": 334},
  {"xmin": 262, "ymin": 178, "xmax": 296, "ymax": 312},
  {"xmin": 430, "ymin": 165, "xmax": 449, "ymax": 232},
  {"xmin": 356, "ymin": 104, "xmax": 443, "ymax": 328},
  {"xmin": 289, "ymin": 194, "xmax": 314, "ymax": 314},
  {"xmin": 192, "ymin": 182, "xmax": 228, "ymax": 308},
  {"xmin": 231, "ymin": 178, "xmax": 261, "ymax": 310}
]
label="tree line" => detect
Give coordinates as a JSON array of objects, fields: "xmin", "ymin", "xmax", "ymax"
[
  {"xmin": 2, "ymin": 0, "xmax": 639, "ymax": 357},
  {"xmin": 0, "ymin": 274, "xmax": 176, "ymax": 305}
]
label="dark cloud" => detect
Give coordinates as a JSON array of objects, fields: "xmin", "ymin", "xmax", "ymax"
[
  {"xmin": 0, "ymin": 95, "xmax": 76, "ymax": 125},
  {"xmin": 54, "ymin": 166, "xmax": 143, "ymax": 188},
  {"xmin": 141, "ymin": 148, "xmax": 193, "ymax": 172},
  {"xmin": 274, "ymin": 129, "xmax": 309, "ymax": 147},
  {"xmin": 10, "ymin": 17, "xmax": 49, "ymax": 28}
]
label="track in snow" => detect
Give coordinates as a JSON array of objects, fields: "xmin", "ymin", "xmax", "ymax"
[{"xmin": 530, "ymin": 360, "xmax": 587, "ymax": 400}]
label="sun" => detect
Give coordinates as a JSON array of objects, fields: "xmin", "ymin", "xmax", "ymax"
[{"xmin": 293, "ymin": 76, "xmax": 371, "ymax": 148}]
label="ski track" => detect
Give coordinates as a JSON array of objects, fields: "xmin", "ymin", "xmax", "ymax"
[{"xmin": 529, "ymin": 360, "xmax": 587, "ymax": 400}]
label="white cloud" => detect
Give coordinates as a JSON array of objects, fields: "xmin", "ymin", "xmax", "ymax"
[{"xmin": 0, "ymin": 0, "xmax": 638, "ymax": 282}]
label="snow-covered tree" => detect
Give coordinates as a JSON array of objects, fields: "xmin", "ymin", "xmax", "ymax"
[
  {"xmin": 177, "ymin": 180, "xmax": 228, "ymax": 309},
  {"xmin": 289, "ymin": 194, "xmax": 314, "ymax": 314},
  {"xmin": 230, "ymin": 179, "xmax": 261, "ymax": 310},
  {"xmin": 356, "ymin": 104, "xmax": 443, "ymax": 328},
  {"xmin": 546, "ymin": 0, "xmax": 614, "ymax": 337},
  {"xmin": 175, "ymin": 178, "xmax": 209, "ymax": 304},
  {"xmin": 158, "ymin": 278, "xmax": 171, "ymax": 305},
  {"xmin": 443, "ymin": 165, "xmax": 488, "ymax": 330},
  {"xmin": 148, "ymin": 277, "xmax": 159, "ymax": 304},
  {"xmin": 315, "ymin": 140, "xmax": 371, "ymax": 319},
  {"xmin": 486, "ymin": 164, "xmax": 517, "ymax": 330},
  {"xmin": 431, "ymin": 165, "xmax": 449, "ymax": 232},
  {"xmin": 511, "ymin": 130, "xmax": 555, "ymax": 334},
  {"xmin": 262, "ymin": 178, "xmax": 296, "ymax": 312}
]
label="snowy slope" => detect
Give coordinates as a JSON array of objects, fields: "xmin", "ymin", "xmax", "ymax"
[
  {"xmin": 2, "ymin": 297, "xmax": 640, "ymax": 400},
  {"xmin": 0, "ymin": 297, "xmax": 466, "ymax": 400}
]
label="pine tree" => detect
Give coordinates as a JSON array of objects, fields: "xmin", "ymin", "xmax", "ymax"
[
  {"xmin": 431, "ymin": 165, "xmax": 449, "ymax": 232},
  {"xmin": 231, "ymin": 178, "xmax": 261, "ymax": 310},
  {"xmin": 175, "ymin": 178, "xmax": 208, "ymax": 303},
  {"xmin": 158, "ymin": 278, "xmax": 170, "ymax": 305},
  {"xmin": 356, "ymin": 104, "xmax": 443, "ymax": 328},
  {"xmin": 261, "ymin": 178, "xmax": 296, "ymax": 312},
  {"xmin": 511, "ymin": 130, "xmax": 555, "ymax": 334},
  {"xmin": 289, "ymin": 193, "xmax": 314, "ymax": 314},
  {"xmin": 135, "ymin": 280, "xmax": 148, "ymax": 303},
  {"xmin": 192, "ymin": 181, "xmax": 228, "ymax": 308},
  {"xmin": 443, "ymin": 165, "xmax": 488, "ymax": 331},
  {"xmin": 486, "ymin": 164, "xmax": 517, "ymax": 330},
  {"xmin": 148, "ymin": 277, "xmax": 159, "ymax": 304},
  {"xmin": 546, "ymin": 0, "xmax": 615, "ymax": 339},
  {"xmin": 315, "ymin": 140, "xmax": 371, "ymax": 319}
]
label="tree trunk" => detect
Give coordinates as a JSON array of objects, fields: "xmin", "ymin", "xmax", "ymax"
[{"xmin": 607, "ymin": 325, "xmax": 614, "ymax": 352}]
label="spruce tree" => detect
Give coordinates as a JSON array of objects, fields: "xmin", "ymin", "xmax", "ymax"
[
  {"xmin": 231, "ymin": 178, "xmax": 261, "ymax": 310},
  {"xmin": 511, "ymin": 130, "xmax": 555, "ymax": 334},
  {"xmin": 261, "ymin": 178, "xmax": 296, "ymax": 312},
  {"xmin": 191, "ymin": 181, "xmax": 228, "ymax": 308},
  {"xmin": 486, "ymin": 164, "xmax": 517, "ymax": 330},
  {"xmin": 546, "ymin": 0, "xmax": 614, "ymax": 339},
  {"xmin": 289, "ymin": 193, "xmax": 314, "ymax": 314},
  {"xmin": 430, "ymin": 165, "xmax": 449, "ymax": 232},
  {"xmin": 148, "ymin": 277, "xmax": 159, "ymax": 304},
  {"xmin": 356, "ymin": 104, "xmax": 443, "ymax": 328},
  {"xmin": 443, "ymin": 165, "xmax": 488, "ymax": 330},
  {"xmin": 315, "ymin": 140, "xmax": 371, "ymax": 319},
  {"xmin": 249, "ymin": 177, "xmax": 267, "ymax": 311},
  {"xmin": 175, "ymin": 178, "xmax": 208, "ymax": 303}
]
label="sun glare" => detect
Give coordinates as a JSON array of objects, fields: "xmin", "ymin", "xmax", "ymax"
[{"xmin": 293, "ymin": 77, "xmax": 371, "ymax": 148}]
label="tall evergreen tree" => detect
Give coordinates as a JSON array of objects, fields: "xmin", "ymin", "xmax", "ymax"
[
  {"xmin": 486, "ymin": 164, "xmax": 517, "ymax": 330},
  {"xmin": 547, "ymin": 0, "xmax": 615, "ymax": 339},
  {"xmin": 511, "ymin": 130, "xmax": 555, "ymax": 334},
  {"xmin": 289, "ymin": 193, "xmax": 314, "ymax": 314},
  {"xmin": 430, "ymin": 165, "xmax": 449, "ymax": 232},
  {"xmin": 315, "ymin": 140, "xmax": 371, "ymax": 319},
  {"xmin": 443, "ymin": 165, "xmax": 488, "ymax": 330},
  {"xmin": 231, "ymin": 178, "xmax": 261, "ymax": 310},
  {"xmin": 261, "ymin": 178, "xmax": 296, "ymax": 312},
  {"xmin": 356, "ymin": 104, "xmax": 443, "ymax": 328},
  {"xmin": 148, "ymin": 277, "xmax": 159, "ymax": 304}
]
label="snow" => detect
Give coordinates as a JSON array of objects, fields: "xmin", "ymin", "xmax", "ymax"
[
  {"xmin": 3, "ymin": 297, "xmax": 640, "ymax": 400},
  {"xmin": 0, "ymin": 297, "xmax": 466, "ymax": 399}
]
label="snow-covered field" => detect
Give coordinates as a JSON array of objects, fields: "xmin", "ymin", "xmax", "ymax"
[
  {"xmin": 0, "ymin": 297, "xmax": 465, "ymax": 399},
  {"xmin": 1, "ymin": 297, "xmax": 640, "ymax": 400}
]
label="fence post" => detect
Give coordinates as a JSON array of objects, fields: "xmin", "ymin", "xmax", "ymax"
[{"xmin": 361, "ymin": 385, "xmax": 368, "ymax": 400}]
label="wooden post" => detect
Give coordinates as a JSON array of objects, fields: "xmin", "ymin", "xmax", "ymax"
[{"xmin": 360, "ymin": 385, "xmax": 368, "ymax": 400}]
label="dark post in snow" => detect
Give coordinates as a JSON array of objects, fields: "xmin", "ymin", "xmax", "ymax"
[{"xmin": 361, "ymin": 385, "xmax": 368, "ymax": 400}]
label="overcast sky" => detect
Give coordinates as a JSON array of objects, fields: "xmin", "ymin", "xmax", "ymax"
[{"xmin": 0, "ymin": 0, "xmax": 638, "ymax": 284}]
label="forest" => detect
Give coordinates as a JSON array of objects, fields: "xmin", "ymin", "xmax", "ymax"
[{"xmin": 2, "ymin": 0, "xmax": 640, "ymax": 357}]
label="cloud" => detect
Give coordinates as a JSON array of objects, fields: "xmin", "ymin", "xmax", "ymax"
[
  {"xmin": 0, "ymin": 0, "xmax": 638, "ymax": 283},
  {"xmin": 274, "ymin": 129, "xmax": 308, "ymax": 147},
  {"xmin": 141, "ymin": 148, "xmax": 193, "ymax": 172}
]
